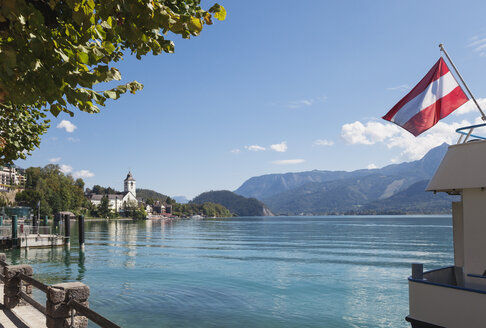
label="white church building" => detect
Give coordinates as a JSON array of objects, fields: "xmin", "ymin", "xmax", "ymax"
[{"xmin": 89, "ymin": 171, "xmax": 138, "ymax": 212}]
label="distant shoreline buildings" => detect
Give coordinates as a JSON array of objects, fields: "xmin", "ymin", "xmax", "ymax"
[
  {"xmin": 88, "ymin": 171, "xmax": 138, "ymax": 212},
  {"xmin": 0, "ymin": 165, "xmax": 25, "ymax": 192},
  {"xmin": 87, "ymin": 171, "xmax": 172, "ymax": 216}
]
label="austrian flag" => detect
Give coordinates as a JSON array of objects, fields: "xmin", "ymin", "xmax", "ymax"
[{"xmin": 382, "ymin": 58, "xmax": 469, "ymax": 136}]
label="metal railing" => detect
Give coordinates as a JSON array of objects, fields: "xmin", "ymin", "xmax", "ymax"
[
  {"xmin": 456, "ymin": 123, "xmax": 486, "ymax": 144},
  {"xmin": 18, "ymin": 225, "xmax": 53, "ymax": 236},
  {"xmin": 0, "ymin": 258, "xmax": 120, "ymax": 328},
  {"xmin": 0, "ymin": 226, "xmax": 11, "ymax": 239},
  {"xmin": 0, "ymin": 224, "xmax": 62, "ymax": 240}
]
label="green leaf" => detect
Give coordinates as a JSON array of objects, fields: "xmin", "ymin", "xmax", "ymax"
[
  {"xmin": 108, "ymin": 68, "xmax": 122, "ymax": 81},
  {"xmin": 103, "ymin": 90, "xmax": 118, "ymax": 99},
  {"xmin": 209, "ymin": 4, "xmax": 226, "ymax": 21},
  {"xmin": 77, "ymin": 52, "xmax": 89, "ymax": 64},
  {"xmin": 50, "ymin": 105, "xmax": 62, "ymax": 117},
  {"xmin": 55, "ymin": 49, "xmax": 70, "ymax": 62},
  {"xmin": 102, "ymin": 41, "xmax": 116, "ymax": 54}
]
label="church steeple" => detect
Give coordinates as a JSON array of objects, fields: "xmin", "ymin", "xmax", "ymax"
[{"xmin": 124, "ymin": 171, "xmax": 136, "ymax": 197}]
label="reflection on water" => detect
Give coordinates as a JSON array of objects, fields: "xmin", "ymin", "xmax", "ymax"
[{"xmin": 4, "ymin": 216, "xmax": 453, "ymax": 328}]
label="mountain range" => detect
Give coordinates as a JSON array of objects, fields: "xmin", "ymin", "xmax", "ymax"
[{"xmin": 234, "ymin": 143, "xmax": 458, "ymax": 215}]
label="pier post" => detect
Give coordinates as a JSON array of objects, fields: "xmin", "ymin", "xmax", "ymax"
[
  {"xmin": 46, "ymin": 282, "xmax": 90, "ymax": 328},
  {"xmin": 54, "ymin": 214, "xmax": 60, "ymax": 234},
  {"xmin": 64, "ymin": 214, "xmax": 71, "ymax": 246},
  {"xmin": 411, "ymin": 263, "xmax": 423, "ymax": 280},
  {"xmin": 33, "ymin": 215, "xmax": 38, "ymax": 232},
  {"xmin": 78, "ymin": 215, "xmax": 85, "ymax": 250},
  {"xmin": 11, "ymin": 215, "xmax": 18, "ymax": 248},
  {"xmin": 3, "ymin": 264, "xmax": 33, "ymax": 308}
]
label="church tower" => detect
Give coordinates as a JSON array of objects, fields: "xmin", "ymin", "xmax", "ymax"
[{"xmin": 124, "ymin": 171, "xmax": 136, "ymax": 197}]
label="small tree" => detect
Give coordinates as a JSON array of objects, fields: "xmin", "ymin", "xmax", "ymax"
[
  {"xmin": 133, "ymin": 205, "xmax": 147, "ymax": 220},
  {"xmin": 97, "ymin": 195, "xmax": 111, "ymax": 218}
]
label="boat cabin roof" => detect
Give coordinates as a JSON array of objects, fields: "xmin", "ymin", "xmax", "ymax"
[{"xmin": 427, "ymin": 140, "xmax": 486, "ymax": 192}]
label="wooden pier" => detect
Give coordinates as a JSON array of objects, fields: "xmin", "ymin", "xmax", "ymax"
[
  {"xmin": 0, "ymin": 284, "xmax": 45, "ymax": 327},
  {"xmin": 0, "ymin": 213, "xmax": 83, "ymax": 249},
  {"xmin": 0, "ymin": 253, "xmax": 119, "ymax": 328}
]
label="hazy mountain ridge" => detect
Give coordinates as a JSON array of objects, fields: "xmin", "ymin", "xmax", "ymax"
[{"xmin": 235, "ymin": 143, "xmax": 451, "ymax": 215}]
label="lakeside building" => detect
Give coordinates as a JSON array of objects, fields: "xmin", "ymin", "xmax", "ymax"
[
  {"xmin": 152, "ymin": 201, "xmax": 173, "ymax": 216},
  {"xmin": 0, "ymin": 165, "xmax": 25, "ymax": 191},
  {"xmin": 88, "ymin": 171, "xmax": 138, "ymax": 212},
  {"xmin": 87, "ymin": 171, "xmax": 173, "ymax": 216}
]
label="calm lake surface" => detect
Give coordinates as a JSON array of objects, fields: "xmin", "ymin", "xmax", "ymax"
[{"xmin": 6, "ymin": 216, "xmax": 453, "ymax": 328}]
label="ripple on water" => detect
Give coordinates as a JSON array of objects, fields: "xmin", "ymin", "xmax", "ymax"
[{"xmin": 4, "ymin": 216, "xmax": 452, "ymax": 328}]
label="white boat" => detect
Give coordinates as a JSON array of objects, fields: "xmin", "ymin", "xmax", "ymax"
[
  {"xmin": 191, "ymin": 215, "xmax": 204, "ymax": 219},
  {"xmin": 407, "ymin": 138, "xmax": 486, "ymax": 328}
]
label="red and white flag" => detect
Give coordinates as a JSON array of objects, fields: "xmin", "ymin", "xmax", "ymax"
[{"xmin": 382, "ymin": 58, "xmax": 469, "ymax": 136}]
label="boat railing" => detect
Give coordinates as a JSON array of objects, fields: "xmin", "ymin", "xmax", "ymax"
[
  {"xmin": 456, "ymin": 123, "xmax": 486, "ymax": 144},
  {"xmin": 0, "ymin": 253, "xmax": 120, "ymax": 328}
]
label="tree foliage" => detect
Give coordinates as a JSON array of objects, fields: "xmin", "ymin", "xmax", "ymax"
[
  {"xmin": 15, "ymin": 164, "xmax": 87, "ymax": 215},
  {"xmin": 172, "ymin": 201, "xmax": 231, "ymax": 218},
  {"xmin": 87, "ymin": 184, "xmax": 118, "ymax": 195},
  {"xmin": 96, "ymin": 195, "xmax": 111, "ymax": 218},
  {"xmin": 123, "ymin": 200, "xmax": 147, "ymax": 220},
  {"xmin": 0, "ymin": 0, "xmax": 225, "ymax": 164}
]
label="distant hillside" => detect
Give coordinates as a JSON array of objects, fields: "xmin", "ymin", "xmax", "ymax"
[
  {"xmin": 235, "ymin": 143, "xmax": 451, "ymax": 215},
  {"xmin": 136, "ymin": 188, "xmax": 168, "ymax": 202},
  {"xmin": 263, "ymin": 174, "xmax": 419, "ymax": 215},
  {"xmin": 191, "ymin": 190, "xmax": 274, "ymax": 216},
  {"xmin": 358, "ymin": 180, "xmax": 458, "ymax": 214}
]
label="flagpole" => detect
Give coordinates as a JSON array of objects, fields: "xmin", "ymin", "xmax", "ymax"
[{"xmin": 439, "ymin": 43, "xmax": 486, "ymax": 121}]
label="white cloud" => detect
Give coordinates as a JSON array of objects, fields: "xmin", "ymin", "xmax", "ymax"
[
  {"xmin": 286, "ymin": 96, "xmax": 327, "ymax": 109},
  {"xmin": 49, "ymin": 157, "xmax": 61, "ymax": 163},
  {"xmin": 452, "ymin": 98, "xmax": 486, "ymax": 116},
  {"xmin": 387, "ymin": 84, "xmax": 410, "ymax": 92},
  {"xmin": 469, "ymin": 36, "xmax": 486, "ymax": 57},
  {"xmin": 73, "ymin": 170, "xmax": 95, "ymax": 179},
  {"xmin": 57, "ymin": 120, "xmax": 77, "ymax": 133},
  {"xmin": 367, "ymin": 164, "xmax": 378, "ymax": 169},
  {"xmin": 270, "ymin": 141, "xmax": 288, "ymax": 152},
  {"xmin": 287, "ymin": 99, "xmax": 314, "ymax": 108},
  {"xmin": 245, "ymin": 145, "xmax": 266, "ymax": 152},
  {"xmin": 230, "ymin": 148, "xmax": 241, "ymax": 154},
  {"xmin": 341, "ymin": 121, "xmax": 401, "ymax": 145},
  {"xmin": 59, "ymin": 164, "xmax": 73, "ymax": 174},
  {"xmin": 341, "ymin": 119, "xmax": 480, "ymax": 162},
  {"xmin": 314, "ymin": 139, "xmax": 334, "ymax": 146},
  {"xmin": 67, "ymin": 137, "xmax": 80, "ymax": 142},
  {"xmin": 272, "ymin": 159, "xmax": 305, "ymax": 165}
]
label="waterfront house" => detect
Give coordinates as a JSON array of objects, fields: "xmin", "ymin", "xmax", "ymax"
[
  {"xmin": 0, "ymin": 165, "xmax": 25, "ymax": 191},
  {"xmin": 88, "ymin": 171, "xmax": 138, "ymax": 212}
]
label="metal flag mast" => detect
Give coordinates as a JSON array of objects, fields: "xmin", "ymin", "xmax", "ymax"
[{"xmin": 439, "ymin": 44, "xmax": 486, "ymax": 143}]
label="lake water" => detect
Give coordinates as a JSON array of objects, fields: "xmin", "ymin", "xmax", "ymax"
[{"xmin": 5, "ymin": 216, "xmax": 453, "ymax": 328}]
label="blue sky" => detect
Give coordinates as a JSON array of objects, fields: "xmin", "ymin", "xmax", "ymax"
[{"xmin": 16, "ymin": 0, "xmax": 486, "ymax": 199}]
